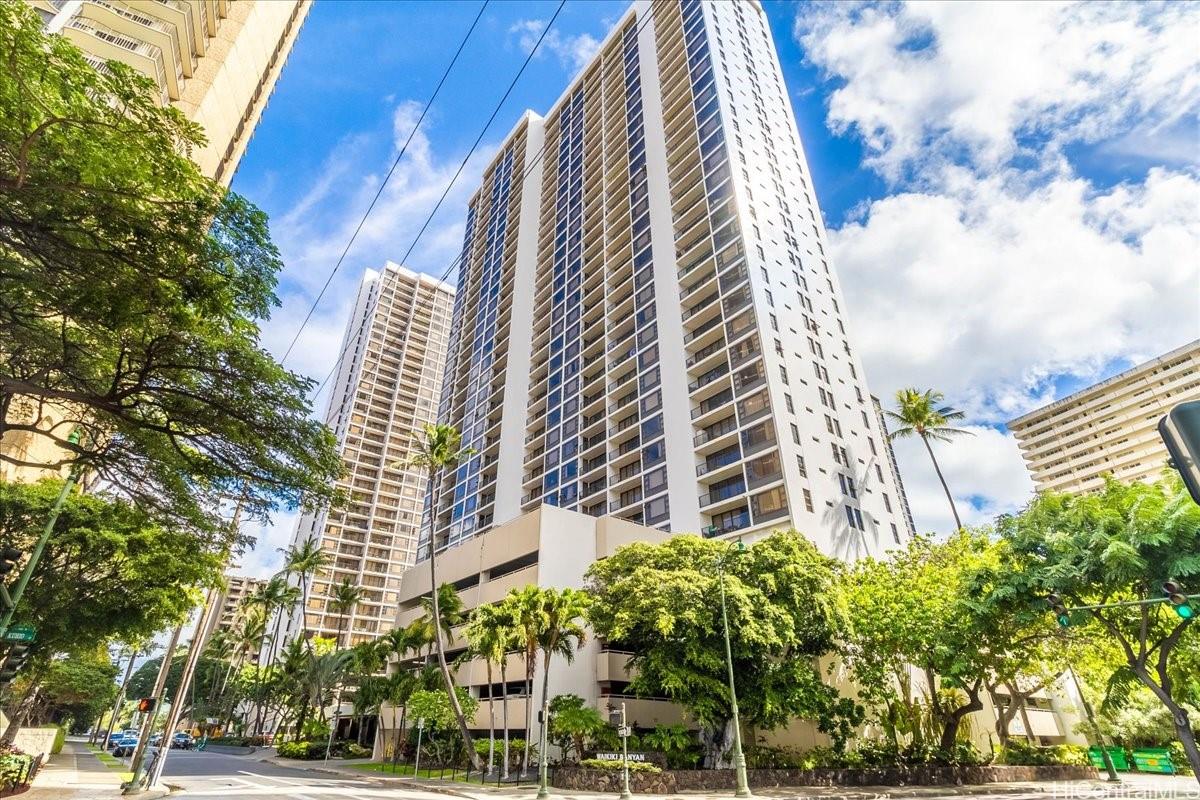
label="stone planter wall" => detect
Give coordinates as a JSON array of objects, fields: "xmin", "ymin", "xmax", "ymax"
[{"xmin": 553, "ymin": 764, "xmax": 1098, "ymax": 792}]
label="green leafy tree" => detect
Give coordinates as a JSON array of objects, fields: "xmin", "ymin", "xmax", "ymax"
[
  {"xmin": 506, "ymin": 584, "xmax": 547, "ymax": 774},
  {"xmin": 0, "ymin": 480, "xmax": 222, "ymax": 740},
  {"xmin": 29, "ymin": 646, "xmax": 119, "ymax": 730},
  {"xmin": 885, "ymin": 388, "xmax": 971, "ymax": 531},
  {"xmin": 407, "ymin": 686, "xmax": 480, "ymax": 765},
  {"xmin": 585, "ymin": 531, "xmax": 860, "ymax": 766},
  {"xmin": 548, "ymin": 694, "xmax": 607, "ymax": 763},
  {"xmin": 406, "ymin": 423, "xmax": 479, "ymax": 769},
  {"xmin": 841, "ymin": 531, "xmax": 1003, "ymax": 752},
  {"xmin": 998, "ymin": 478, "xmax": 1200, "ymax": 775},
  {"xmin": 0, "ymin": 2, "xmax": 341, "ymax": 531}
]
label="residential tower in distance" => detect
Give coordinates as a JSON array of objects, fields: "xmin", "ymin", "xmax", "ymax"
[
  {"xmin": 422, "ymin": 0, "xmax": 911, "ymax": 564},
  {"xmin": 281, "ymin": 264, "xmax": 455, "ymax": 649},
  {"xmin": 1008, "ymin": 339, "xmax": 1200, "ymax": 495},
  {"xmin": 29, "ymin": 0, "xmax": 310, "ymax": 186}
]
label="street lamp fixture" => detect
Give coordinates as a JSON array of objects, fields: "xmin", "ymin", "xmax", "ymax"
[{"xmin": 716, "ymin": 539, "xmax": 751, "ymax": 798}]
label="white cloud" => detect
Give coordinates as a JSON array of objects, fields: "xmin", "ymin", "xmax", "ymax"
[
  {"xmin": 793, "ymin": 1, "xmax": 1200, "ymax": 535},
  {"xmin": 835, "ymin": 165, "xmax": 1200, "ymax": 425},
  {"xmin": 795, "ymin": 1, "xmax": 1200, "ymax": 178},
  {"xmin": 891, "ymin": 426, "xmax": 1036, "ymax": 536},
  {"xmin": 509, "ymin": 19, "xmax": 601, "ymax": 72},
  {"xmin": 233, "ymin": 509, "xmax": 300, "ymax": 581}
]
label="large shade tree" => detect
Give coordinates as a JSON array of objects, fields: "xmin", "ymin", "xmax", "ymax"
[
  {"xmin": 585, "ymin": 531, "xmax": 861, "ymax": 766},
  {"xmin": 0, "ymin": 2, "xmax": 341, "ymax": 532},
  {"xmin": 998, "ymin": 478, "xmax": 1200, "ymax": 777}
]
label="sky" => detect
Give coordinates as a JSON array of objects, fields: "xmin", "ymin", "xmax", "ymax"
[{"xmin": 228, "ymin": 0, "xmax": 1200, "ymax": 579}]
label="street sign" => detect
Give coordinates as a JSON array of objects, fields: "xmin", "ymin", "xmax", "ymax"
[
  {"xmin": 618, "ymin": 725, "xmax": 632, "ymax": 738},
  {"xmin": 2, "ymin": 624, "xmax": 35, "ymax": 642}
]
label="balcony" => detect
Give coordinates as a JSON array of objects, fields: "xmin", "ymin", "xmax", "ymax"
[
  {"xmin": 698, "ymin": 445, "xmax": 741, "ymax": 477},
  {"xmin": 703, "ymin": 510, "xmax": 751, "ymax": 538},
  {"xmin": 692, "ymin": 387, "xmax": 734, "ymax": 421},
  {"xmin": 699, "ymin": 479, "xmax": 747, "ymax": 508},
  {"xmin": 688, "ymin": 362, "xmax": 729, "ymax": 394}
]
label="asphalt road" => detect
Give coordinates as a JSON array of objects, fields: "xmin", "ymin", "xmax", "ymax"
[{"xmin": 158, "ymin": 750, "xmax": 462, "ymax": 800}]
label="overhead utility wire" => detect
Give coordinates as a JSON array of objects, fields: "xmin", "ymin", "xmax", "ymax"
[{"xmin": 280, "ymin": 0, "xmax": 491, "ymax": 362}]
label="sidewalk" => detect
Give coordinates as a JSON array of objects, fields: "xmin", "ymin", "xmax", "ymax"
[
  {"xmin": 26, "ymin": 739, "xmax": 125, "ymax": 800},
  {"xmin": 26, "ymin": 739, "xmax": 172, "ymax": 800}
]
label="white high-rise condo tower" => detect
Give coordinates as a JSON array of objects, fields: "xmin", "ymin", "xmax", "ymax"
[
  {"xmin": 421, "ymin": 0, "xmax": 911, "ymax": 563},
  {"xmin": 282, "ymin": 264, "xmax": 454, "ymax": 648}
]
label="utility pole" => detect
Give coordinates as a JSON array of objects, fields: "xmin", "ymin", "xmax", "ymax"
[
  {"xmin": 102, "ymin": 646, "xmax": 142, "ymax": 749},
  {"xmin": 1068, "ymin": 668, "xmax": 1120, "ymax": 783},
  {"xmin": 716, "ymin": 541, "xmax": 751, "ymax": 798},
  {"xmin": 146, "ymin": 589, "xmax": 220, "ymax": 788},
  {"xmin": 125, "ymin": 623, "xmax": 182, "ymax": 792}
]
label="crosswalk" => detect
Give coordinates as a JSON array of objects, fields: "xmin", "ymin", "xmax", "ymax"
[{"xmin": 168, "ymin": 763, "xmax": 458, "ymax": 800}]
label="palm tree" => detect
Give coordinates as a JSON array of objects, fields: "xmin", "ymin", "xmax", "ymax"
[
  {"xmin": 507, "ymin": 585, "xmax": 547, "ymax": 776},
  {"xmin": 329, "ymin": 579, "xmax": 364, "ymax": 648},
  {"xmin": 535, "ymin": 589, "xmax": 589, "ymax": 794},
  {"xmin": 249, "ymin": 577, "xmax": 294, "ymax": 734},
  {"xmin": 281, "ymin": 536, "xmax": 331, "ymax": 647},
  {"xmin": 886, "ymin": 388, "xmax": 972, "ymax": 531},
  {"xmin": 406, "ymin": 423, "xmax": 482, "ymax": 770},
  {"xmin": 466, "ymin": 601, "xmax": 520, "ymax": 777},
  {"xmin": 420, "ymin": 583, "xmax": 466, "ymax": 650}
]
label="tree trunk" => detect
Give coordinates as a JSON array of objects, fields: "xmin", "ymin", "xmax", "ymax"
[
  {"xmin": 485, "ymin": 661, "xmax": 496, "ymax": 774},
  {"xmin": 699, "ymin": 720, "xmax": 733, "ymax": 769},
  {"xmin": 938, "ymin": 684, "xmax": 983, "ymax": 752},
  {"xmin": 522, "ymin": 658, "xmax": 534, "ymax": 775},
  {"xmin": 921, "ymin": 435, "xmax": 963, "ymax": 531},
  {"xmin": 538, "ymin": 651, "xmax": 552, "ymax": 773},
  {"xmin": 500, "ymin": 659, "xmax": 510, "ymax": 779},
  {"xmin": 1132, "ymin": 663, "xmax": 1200, "ymax": 781},
  {"xmin": 426, "ymin": 465, "xmax": 483, "ymax": 771},
  {"xmin": 1, "ymin": 685, "xmax": 40, "ymax": 744},
  {"xmin": 988, "ymin": 685, "xmax": 1013, "ymax": 746}
]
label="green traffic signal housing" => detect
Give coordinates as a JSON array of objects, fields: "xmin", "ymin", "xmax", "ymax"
[
  {"xmin": 1158, "ymin": 400, "xmax": 1200, "ymax": 506},
  {"xmin": 0, "ymin": 547, "xmax": 21, "ymax": 576},
  {"xmin": 1046, "ymin": 593, "xmax": 1071, "ymax": 627},
  {"xmin": 1163, "ymin": 580, "xmax": 1195, "ymax": 620}
]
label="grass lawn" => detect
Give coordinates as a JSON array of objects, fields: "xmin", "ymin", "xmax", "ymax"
[
  {"xmin": 343, "ymin": 762, "xmax": 512, "ymax": 785},
  {"xmin": 86, "ymin": 743, "xmax": 134, "ymax": 782}
]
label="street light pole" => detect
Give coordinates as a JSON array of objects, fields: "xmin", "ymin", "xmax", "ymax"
[
  {"xmin": 717, "ymin": 542, "xmax": 750, "ymax": 798},
  {"xmin": 1068, "ymin": 667, "xmax": 1120, "ymax": 783}
]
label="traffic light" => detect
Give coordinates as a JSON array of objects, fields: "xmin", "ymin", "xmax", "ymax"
[
  {"xmin": 1163, "ymin": 581, "xmax": 1195, "ymax": 620},
  {"xmin": 0, "ymin": 548, "xmax": 21, "ymax": 577},
  {"xmin": 0, "ymin": 642, "xmax": 30, "ymax": 684},
  {"xmin": 1158, "ymin": 400, "xmax": 1200, "ymax": 505},
  {"xmin": 1046, "ymin": 593, "xmax": 1071, "ymax": 627},
  {"xmin": 137, "ymin": 697, "xmax": 157, "ymax": 714}
]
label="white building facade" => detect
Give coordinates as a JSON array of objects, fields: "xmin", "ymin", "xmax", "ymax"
[
  {"xmin": 422, "ymin": 0, "xmax": 911, "ymax": 563},
  {"xmin": 281, "ymin": 264, "xmax": 454, "ymax": 648}
]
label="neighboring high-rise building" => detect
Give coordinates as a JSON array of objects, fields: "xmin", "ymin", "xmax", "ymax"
[
  {"xmin": 422, "ymin": 0, "xmax": 910, "ymax": 562},
  {"xmin": 3, "ymin": 0, "xmax": 309, "ymax": 483},
  {"xmin": 30, "ymin": 0, "xmax": 309, "ymax": 185},
  {"xmin": 282, "ymin": 264, "xmax": 454, "ymax": 648},
  {"xmin": 1008, "ymin": 339, "xmax": 1200, "ymax": 495},
  {"xmin": 201, "ymin": 573, "xmax": 266, "ymax": 662}
]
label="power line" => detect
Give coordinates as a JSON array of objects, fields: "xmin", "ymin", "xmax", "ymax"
[
  {"xmin": 309, "ymin": 3, "xmax": 658, "ymax": 407},
  {"xmin": 280, "ymin": 0, "xmax": 490, "ymax": 363}
]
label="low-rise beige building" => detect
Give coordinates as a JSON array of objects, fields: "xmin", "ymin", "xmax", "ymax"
[{"xmin": 1008, "ymin": 340, "xmax": 1200, "ymax": 495}]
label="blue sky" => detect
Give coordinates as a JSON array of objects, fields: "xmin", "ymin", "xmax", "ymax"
[{"xmin": 230, "ymin": 0, "xmax": 1200, "ymax": 577}]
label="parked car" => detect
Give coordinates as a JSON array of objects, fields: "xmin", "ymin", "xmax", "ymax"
[
  {"xmin": 171, "ymin": 732, "xmax": 195, "ymax": 750},
  {"xmin": 112, "ymin": 734, "xmax": 139, "ymax": 757}
]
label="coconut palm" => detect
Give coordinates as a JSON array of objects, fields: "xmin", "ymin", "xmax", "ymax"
[
  {"xmin": 885, "ymin": 387, "xmax": 972, "ymax": 531},
  {"xmin": 281, "ymin": 536, "xmax": 331, "ymax": 647},
  {"xmin": 420, "ymin": 583, "xmax": 466, "ymax": 650},
  {"xmin": 507, "ymin": 585, "xmax": 548, "ymax": 775},
  {"xmin": 466, "ymin": 601, "xmax": 520, "ymax": 777},
  {"xmin": 406, "ymin": 422, "xmax": 481, "ymax": 770},
  {"xmin": 329, "ymin": 578, "xmax": 364, "ymax": 648},
  {"xmin": 535, "ymin": 589, "xmax": 589, "ymax": 795}
]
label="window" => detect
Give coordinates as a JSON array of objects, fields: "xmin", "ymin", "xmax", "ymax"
[
  {"xmin": 803, "ymin": 489, "xmax": 814, "ymax": 512},
  {"xmin": 791, "ymin": 423, "xmax": 800, "ymax": 444},
  {"xmin": 883, "ymin": 493, "xmax": 892, "ymax": 512},
  {"xmin": 831, "ymin": 442, "xmax": 841, "ymax": 465},
  {"xmin": 796, "ymin": 454, "xmax": 807, "ymax": 477},
  {"xmin": 784, "ymin": 393, "xmax": 794, "ymax": 413},
  {"xmin": 875, "ymin": 464, "xmax": 884, "ymax": 482},
  {"xmin": 779, "ymin": 366, "xmax": 789, "ymax": 385},
  {"xmin": 890, "ymin": 523, "xmax": 900, "ymax": 544}
]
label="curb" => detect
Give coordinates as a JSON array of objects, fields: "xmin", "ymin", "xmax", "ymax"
[{"xmin": 260, "ymin": 757, "xmax": 481, "ymax": 799}]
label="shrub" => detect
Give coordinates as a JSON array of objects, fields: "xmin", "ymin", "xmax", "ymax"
[
  {"xmin": 277, "ymin": 740, "xmax": 323, "ymax": 760},
  {"xmin": 579, "ymin": 758, "xmax": 661, "ymax": 773},
  {"xmin": 999, "ymin": 741, "xmax": 1088, "ymax": 767},
  {"xmin": 0, "ymin": 744, "xmax": 32, "ymax": 791},
  {"xmin": 339, "ymin": 742, "xmax": 371, "ymax": 759},
  {"xmin": 1168, "ymin": 742, "xmax": 1193, "ymax": 776},
  {"xmin": 48, "ymin": 725, "xmax": 66, "ymax": 755},
  {"xmin": 747, "ymin": 743, "xmax": 807, "ymax": 769}
]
